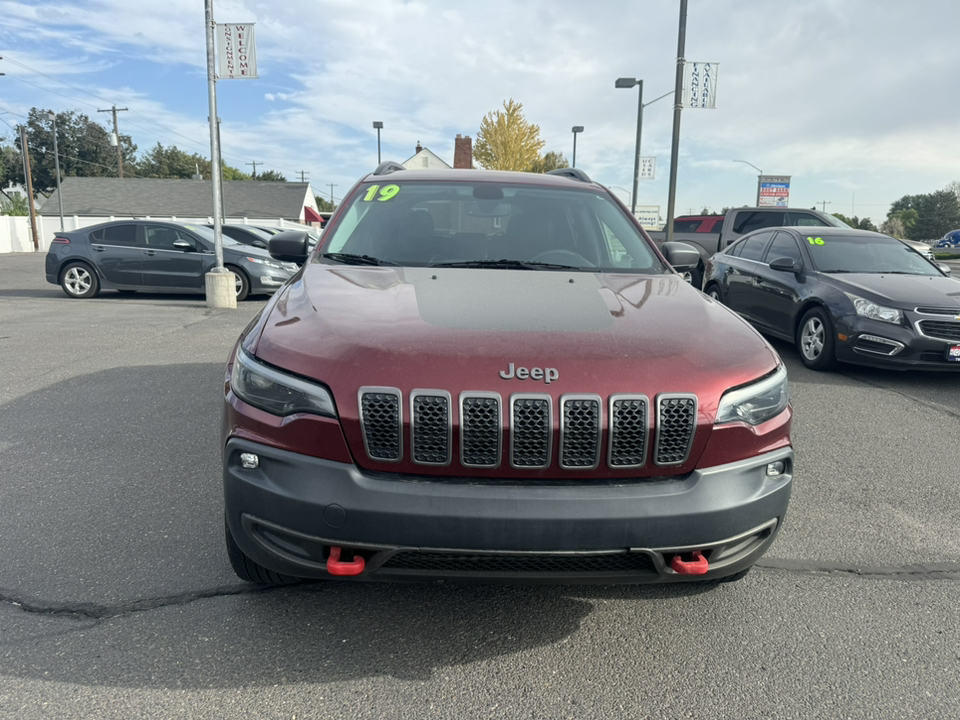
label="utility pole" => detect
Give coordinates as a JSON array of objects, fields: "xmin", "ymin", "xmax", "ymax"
[
  {"xmin": 817, "ymin": 200, "xmax": 832, "ymax": 212},
  {"xmin": 297, "ymin": 170, "xmax": 309, "ymax": 182},
  {"xmin": 328, "ymin": 183, "xmax": 337, "ymax": 210},
  {"xmin": 98, "ymin": 105, "xmax": 129, "ymax": 177},
  {"xmin": 19, "ymin": 125, "xmax": 39, "ymax": 251},
  {"xmin": 246, "ymin": 160, "xmax": 262, "ymax": 179}
]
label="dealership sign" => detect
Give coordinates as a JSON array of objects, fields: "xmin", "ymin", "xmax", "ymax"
[
  {"xmin": 759, "ymin": 176, "xmax": 791, "ymax": 207},
  {"xmin": 217, "ymin": 24, "xmax": 258, "ymax": 79}
]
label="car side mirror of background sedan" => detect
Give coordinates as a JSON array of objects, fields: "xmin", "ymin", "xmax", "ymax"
[
  {"xmin": 252, "ymin": 240, "xmax": 268, "ymax": 249},
  {"xmin": 173, "ymin": 240, "xmax": 195, "ymax": 251},
  {"xmin": 938, "ymin": 263, "xmax": 952, "ymax": 275},
  {"xmin": 769, "ymin": 257, "xmax": 800, "ymax": 274}
]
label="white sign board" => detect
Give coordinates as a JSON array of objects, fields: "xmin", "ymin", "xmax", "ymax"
[
  {"xmin": 217, "ymin": 23, "xmax": 258, "ymax": 79},
  {"xmin": 681, "ymin": 61, "xmax": 718, "ymax": 109},
  {"xmin": 759, "ymin": 175, "xmax": 791, "ymax": 207},
  {"xmin": 634, "ymin": 205, "xmax": 661, "ymax": 229},
  {"xmin": 639, "ymin": 157, "xmax": 656, "ymax": 180}
]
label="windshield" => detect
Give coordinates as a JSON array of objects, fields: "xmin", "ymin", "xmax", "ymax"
[
  {"xmin": 805, "ymin": 233, "xmax": 943, "ymax": 275},
  {"xmin": 320, "ymin": 181, "xmax": 669, "ymax": 273},
  {"xmin": 188, "ymin": 224, "xmax": 240, "ymax": 246}
]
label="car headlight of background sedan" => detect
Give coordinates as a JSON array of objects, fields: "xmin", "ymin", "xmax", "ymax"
[
  {"xmin": 844, "ymin": 293, "xmax": 902, "ymax": 324},
  {"xmin": 716, "ymin": 365, "xmax": 789, "ymax": 426},
  {"xmin": 245, "ymin": 256, "xmax": 286, "ymax": 270},
  {"xmin": 231, "ymin": 348, "xmax": 337, "ymax": 417}
]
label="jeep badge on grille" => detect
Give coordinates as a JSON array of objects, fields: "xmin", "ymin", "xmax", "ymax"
[{"xmin": 499, "ymin": 363, "xmax": 559, "ymax": 384}]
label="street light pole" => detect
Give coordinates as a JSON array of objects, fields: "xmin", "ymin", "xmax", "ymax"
[
  {"xmin": 373, "ymin": 121, "xmax": 383, "ymax": 164},
  {"xmin": 47, "ymin": 111, "xmax": 64, "ymax": 231},
  {"xmin": 665, "ymin": 0, "xmax": 688, "ymax": 245},
  {"xmin": 615, "ymin": 78, "xmax": 643, "ymax": 215},
  {"xmin": 571, "ymin": 126, "xmax": 583, "ymax": 167},
  {"xmin": 734, "ymin": 159, "xmax": 763, "ymax": 205}
]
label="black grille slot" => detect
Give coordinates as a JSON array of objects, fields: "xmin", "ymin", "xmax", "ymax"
[
  {"xmin": 360, "ymin": 390, "xmax": 401, "ymax": 461},
  {"xmin": 511, "ymin": 396, "xmax": 551, "ymax": 467},
  {"xmin": 461, "ymin": 395, "xmax": 501, "ymax": 467},
  {"xmin": 382, "ymin": 551, "xmax": 656, "ymax": 574},
  {"xmin": 610, "ymin": 397, "xmax": 648, "ymax": 467},
  {"xmin": 412, "ymin": 394, "xmax": 450, "ymax": 464},
  {"xmin": 918, "ymin": 320, "xmax": 960, "ymax": 342},
  {"xmin": 655, "ymin": 395, "xmax": 697, "ymax": 466},
  {"xmin": 561, "ymin": 396, "xmax": 600, "ymax": 468}
]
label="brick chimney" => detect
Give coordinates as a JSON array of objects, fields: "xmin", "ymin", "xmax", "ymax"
[
  {"xmin": 453, "ymin": 134, "xmax": 473, "ymax": 169},
  {"xmin": 415, "ymin": 141, "xmax": 423, "ymax": 154}
]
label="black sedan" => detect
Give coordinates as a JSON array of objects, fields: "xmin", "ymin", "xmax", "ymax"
[
  {"xmin": 45, "ymin": 220, "xmax": 297, "ymax": 301},
  {"xmin": 703, "ymin": 227, "xmax": 960, "ymax": 371},
  {"xmin": 204, "ymin": 224, "xmax": 274, "ymax": 249}
]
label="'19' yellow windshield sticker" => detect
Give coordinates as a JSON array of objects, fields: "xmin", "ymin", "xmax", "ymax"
[
  {"xmin": 362, "ymin": 184, "xmax": 400, "ymax": 202},
  {"xmin": 806, "ymin": 237, "xmax": 825, "ymax": 245}
]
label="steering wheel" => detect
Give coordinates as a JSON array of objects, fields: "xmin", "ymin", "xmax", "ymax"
[{"xmin": 529, "ymin": 249, "xmax": 595, "ymax": 267}]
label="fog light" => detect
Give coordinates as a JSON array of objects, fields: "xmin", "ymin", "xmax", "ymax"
[
  {"xmin": 766, "ymin": 460, "xmax": 785, "ymax": 477},
  {"xmin": 239, "ymin": 452, "xmax": 260, "ymax": 469}
]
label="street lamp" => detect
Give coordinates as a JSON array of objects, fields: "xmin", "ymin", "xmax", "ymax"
[
  {"xmin": 571, "ymin": 126, "xmax": 584, "ymax": 167},
  {"xmin": 615, "ymin": 78, "xmax": 643, "ymax": 215},
  {"xmin": 734, "ymin": 159, "xmax": 763, "ymax": 206},
  {"xmin": 372, "ymin": 121, "xmax": 383, "ymax": 164},
  {"xmin": 47, "ymin": 111, "xmax": 64, "ymax": 231}
]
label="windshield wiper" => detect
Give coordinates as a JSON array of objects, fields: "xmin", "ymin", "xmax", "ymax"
[
  {"xmin": 321, "ymin": 253, "xmax": 398, "ymax": 266},
  {"xmin": 429, "ymin": 258, "xmax": 583, "ymax": 270}
]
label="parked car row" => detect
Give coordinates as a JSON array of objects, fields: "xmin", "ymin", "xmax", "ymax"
[
  {"xmin": 702, "ymin": 227, "xmax": 960, "ymax": 372},
  {"xmin": 45, "ymin": 221, "xmax": 300, "ymax": 300}
]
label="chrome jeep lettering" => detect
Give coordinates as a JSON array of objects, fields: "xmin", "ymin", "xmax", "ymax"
[{"xmin": 499, "ymin": 363, "xmax": 559, "ymax": 384}]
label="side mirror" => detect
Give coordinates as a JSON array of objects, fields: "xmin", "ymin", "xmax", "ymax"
[
  {"xmin": 269, "ymin": 230, "xmax": 310, "ymax": 264},
  {"xmin": 252, "ymin": 240, "xmax": 268, "ymax": 249},
  {"xmin": 661, "ymin": 241, "xmax": 700, "ymax": 269},
  {"xmin": 938, "ymin": 263, "xmax": 952, "ymax": 275},
  {"xmin": 173, "ymin": 240, "xmax": 195, "ymax": 251},
  {"xmin": 769, "ymin": 257, "xmax": 800, "ymax": 273}
]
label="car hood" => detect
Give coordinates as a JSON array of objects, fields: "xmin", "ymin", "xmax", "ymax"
[
  {"xmin": 251, "ymin": 265, "xmax": 781, "ymax": 409},
  {"xmin": 223, "ymin": 243, "xmax": 273, "ymax": 259},
  {"xmin": 826, "ymin": 273, "xmax": 960, "ymax": 309}
]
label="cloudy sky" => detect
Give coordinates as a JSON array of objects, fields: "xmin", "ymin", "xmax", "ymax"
[{"xmin": 2, "ymin": 0, "xmax": 958, "ymax": 224}]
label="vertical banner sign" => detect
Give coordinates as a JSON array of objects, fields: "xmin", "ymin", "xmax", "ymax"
[
  {"xmin": 759, "ymin": 176, "xmax": 792, "ymax": 207},
  {"xmin": 639, "ymin": 157, "xmax": 657, "ymax": 179},
  {"xmin": 681, "ymin": 62, "xmax": 719, "ymax": 109},
  {"xmin": 217, "ymin": 24, "xmax": 258, "ymax": 79}
]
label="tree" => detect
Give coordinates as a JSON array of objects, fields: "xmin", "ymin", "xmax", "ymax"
[
  {"xmin": 528, "ymin": 151, "xmax": 568, "ymax": 174},
  {"xmin": 887, "ymin": 189, "xmax": 960, "ymax": 240},
  {"xmin": 315, "ymin": 196, "xmax": 335, "ymax": 212},
  {"xmin": 257, "ymin": 169, "xmax": 286, "ymax": 182},
  {"xmin": 832, "ymin": 213, "xmax": 878, "ymax": 232},
  {"xmin": 473, "ymin": 99, "xmax": 545, "ymax": 171},
  {"xmin": 135, "ymin": 142, "xmax": 248, "ymax": 180},
  {"xmin": 880, "ymin": 217, "xmax": 906, "ymax": 238},
  {"xmin": 0, "ymin": 193, "xmax": 29, "ymax": 216},
  {"xmin": 13, "ymin": 108, "xmax": 137, "ymax": 191}
]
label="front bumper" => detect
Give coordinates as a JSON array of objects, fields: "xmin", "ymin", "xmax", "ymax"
[
  {"xmin": 836, "ymin": 315, "xmax": 960, "ymax": 371},
  {"xmin": 224, "ymin": 437, "xmax": 793, "ymax": 583}
]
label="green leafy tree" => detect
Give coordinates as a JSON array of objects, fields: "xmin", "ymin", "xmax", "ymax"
[
  {"xmin": 221, "ymin": 164, "xmax": 251, "ymax": 181},
  {"xmin": 136, "ymin": 143, "xmax": 248, "ymax": 180},
  {"xmin": 256, "ymin": 169, "xmax": 286, "ymax": 181},
  {"xmin": 14, "ymin": 108, "xmax": 137, "ymax": 191},
  {"xmin": 473, "ymin": 99, "xmax": 545, "ymax": 171},
  {"xmin": 888, "ymin": 189, "xmax": 960, "ymax": 240},
  {"xmin": 1, "ymin": 193, "xmax": 29, "ymax": 216},
  {"xmin": 832, "ymin": 213, "xmax": 878, "ymax": 231},
  {"xmin": 528, "ymin": 150, "xmax": 568, "ymax": 174},
  {"xmin": 315, "ymin": 196, "xmax": 335, "ymax": 212}
]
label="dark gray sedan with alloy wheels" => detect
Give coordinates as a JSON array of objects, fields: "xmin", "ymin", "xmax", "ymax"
[
  {"xmin": 703, "ymin": 227, "xmax": 960, "ymax": 371},
  {"xmin": 45, "ymin": 221, "xmax": 297, "ymax": 301}
]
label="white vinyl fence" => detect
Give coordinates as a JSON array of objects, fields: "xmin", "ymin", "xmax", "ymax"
[{"xmin": 1, "ymin": 215, "xmax": 315, "ymax": 254}]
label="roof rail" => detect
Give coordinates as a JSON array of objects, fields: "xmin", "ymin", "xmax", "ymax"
[
  {"xmin": 546, "ymin": 167, "xmax": 592, "ymax": 183},
  {"xmin": 373, "ymin": 161, "xmax": 406, "ymax": 176}
]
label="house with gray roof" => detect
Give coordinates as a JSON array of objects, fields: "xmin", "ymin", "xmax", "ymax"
[{"xmin": 39, "ymin": 177, "xmax": 319, "ymax": 223}]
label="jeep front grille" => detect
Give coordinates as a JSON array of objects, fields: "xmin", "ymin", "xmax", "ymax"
[{"xmin": 357, "ymin": 389, "xmax": 698, "ymax": 471}]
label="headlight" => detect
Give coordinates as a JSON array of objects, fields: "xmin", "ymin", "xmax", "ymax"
[
  {"xmin": 245, "ymin": 257, "xmax": 284, "ymax": 269},
  {"xmin": 230, "ymin": 348, "xmax": 336, "ymax": 417},
  {"xmin": 716, "ymin": 365, "xmax": 789, "ymax": 426},
  {"xmin": 844, "ymin": 293, "xmax": 902, "ymax": 324}
]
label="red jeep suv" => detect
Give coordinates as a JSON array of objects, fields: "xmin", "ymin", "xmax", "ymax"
[{"xmin": 222, "ymin": 164, "xmax": 793, "ymax": 584}]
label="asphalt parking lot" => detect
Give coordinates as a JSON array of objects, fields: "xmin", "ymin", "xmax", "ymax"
[{"xmin": 1, "ymin": 252, "xmax": 959, "ymax": 719}]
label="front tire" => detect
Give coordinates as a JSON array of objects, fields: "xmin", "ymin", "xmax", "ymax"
[
  {"xmin": 796, "ymin": 307, "xmax": 838, "ymax": 370},
  {"xmin": 705, "ymin": 283, "xmax": 723, "ymax": 303},
  {"xmin": 225, "ymin": 517, "xmax": 300, "ymax": 585},
  {"xmin": 225, "ymin": 265, "xmax": 250, "ymax": 301},
  {"xmin": 60, "ymin": 262, "xmax": 100, "ymax": 298}
]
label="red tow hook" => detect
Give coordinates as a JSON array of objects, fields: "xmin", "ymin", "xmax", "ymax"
[
  {"xmin": 326, "ymin": 546, "xmax": 365, "ymax": 576},
  {"xmin": 670, "ymin": 550, "xmax": 709, "ymax": 575}
]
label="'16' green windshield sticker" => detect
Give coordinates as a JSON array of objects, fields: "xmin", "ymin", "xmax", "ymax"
[
  {"xmin": 362, "ymin": 184, "xmax": 400, "ymax": 202},
  {"xmin": 807, "ymin": 236, "xmax": 825, "ymax": 245}
]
